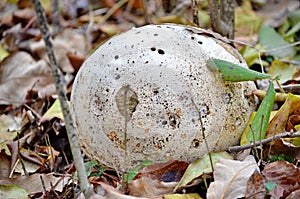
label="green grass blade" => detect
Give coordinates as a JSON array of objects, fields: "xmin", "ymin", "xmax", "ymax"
[
  {"xmin": 240, "ymin": 82, "xmax": 275, "ymax": 145},
  {"xmin": 206, "ymin": 59, "xmax": 271, "ymax": 82}
]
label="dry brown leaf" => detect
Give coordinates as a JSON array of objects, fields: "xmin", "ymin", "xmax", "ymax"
[
  {"xmin": 0, "ymin": 150, "xmax": 11, "ymax": 178},
  {"xmin": 29, "ymin": 29, "xmax": 88, "ymax": 73},
  {"xmin": 0, "ymin": 51, "xmax": 54, "ymax": 106},
  {"xmin": 264, "ymin": 138, "xmax": 300, "ymax": 160},
  {"xmin": 206, "ymin": 155, "xmax": 258, "ymax": 199},
  {"xmin": 13, "ymin": 8, "xmax": 35, "ymax": 24},
  {"xmin": 88, "ymin": 181, "xmax": 150, "ymax": 199},
  {"xmin": 286, "ymin": 189, "xmax": 300, "ymax": 199},
  {"xmin": 262, "ymin": 160, "xmax": 300, "ymax": 198},
  {"xmin": 266, "ymin": 93, "xmax": 300, "ymax": 137},
  {"xmin": 129, "ymin": 177, "xmax": 177, "ymax": 198},
  {"xmin": 136, "ymin": 160, "xmax": 188, "ymax": 182},
  {"xmin": 66, "ymin": 52, "xmax": 86, "ymax": 73},
  {"xmin": 245, "ymin": 170, "xmax": 266, "ymax": 199},
  {"xmin": 115, "ymin": 85, "xmax": 139, "ymax": 121},
  {"xmin": 128, "ymin": 160, "xmax": 188, "ymax": 198},
  {"xmin": 0, "ymin": 173, "xmax": 70, "ymax": 193}
]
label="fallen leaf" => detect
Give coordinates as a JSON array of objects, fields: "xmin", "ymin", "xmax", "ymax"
[
  {"xmin": 89, "ymin": 181, "xmax": 149, "ymax": 199},
  {"xmin": 259, "ymin": 25, "xmax": 296, "ymax": 58},
  {"xmin": 262, "ymin": 160, "xmax": 300, "ymax": 198},
  {"xmin": 129, "ymin": 160, "xmax": 188, "ymax": 198},
  {"xmin": 66, "ymin": 52, "xmax": 86, "ymax": 73},
  {"xmin": 264, "ymin": 138, "xmax": 300, "ymax": 160},
  {"xmin": 0, "ymin": 44, "xmax": 9, "ymax": 62},
  {"xmin": 0, "ymin": 51, "xmax": 54, "ymax": 106},
  {"xmin": 0, "ymin": 150, "xmax": 11, "ymax": 178},
  {"xmin": 164, "ymin": 193, "xmax": 203, "ymax": 199},
  {"xmin": 115, "ymin": 85, "xmax": 139, "ymax": 121},
  {"xmin": 256, "ymin": 0, "xmax": 300, "ymax": 27},
  {"xmin": 0, "ymin": 184, "xmax": 29, "ymax": 199},
  {"xmin": 29, "ymin": 29, "xmax": 88, "ymax": 73},
  {"xmin": 206, "ymin": 155, "xmax": 259, "ymax": 199},
  {"xmin": 42, "ymin": 99, "xmax": 64, "ymax": 119},
  {"xmin": 129, "ymin": 177, "xmax": 177, "ymax": 198},
  {"xmin": 135, "ymin": 160, "xmax": 188, "ymax": 183},
  {"xmin": 268, "ymin": 60, "xmax": 298, "ymax": 84},
  {"xmin": 286, "ymin": 189, "xmax": 300, "ymax": 199},
  {"xmin": 0, "ymin": 173, "xmax": 70, "ymax": 194},
  {"xmin": 266, "ymin": 93, "xmax": 300, "ymax": 137},
  {"xmin": 175, "ymin": 151, "xmax": 232, "ymax": 192},
  {"xmin": 0, "ymin": 114, "xmax": 21, "ymax": 152},
  {"xmin": 245, "ymin": 170, "xmax": 266, "ymax": 199}
]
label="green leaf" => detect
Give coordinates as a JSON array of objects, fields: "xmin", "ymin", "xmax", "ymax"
[
  {"xmin": 269, "ymin": 154, "xmax": 293, "ymax": 163},
  {"xmin": 240, "ymin": 82, "xmax": 275, "ymax": 145},
  {"xmin": 265, "ymin": 181, "xmax": 277, "ymax": 194},
  {"xmin": 174, "ymin": 152, "xmax": 232, "ymax": 192},
  {"xmin": 124, "ymin": 160, "xmax": 153, "ymax": 183},
  {"xmin": 0, "ymin": 184, "xmax": 29, "ymax": 199},
  {"xmin": 206, "ymin": 59, "xmax": 271, "ymax": 82},
  {"xmin": 85, "ymin": 160, "xmax": 104, "ymax": 177},
  {"xmin": 259, "ymin": 25, "xmax": 296, "ymax": 58},
  {"xmin": 284, "ymin": 21, "xmax": 300, "ymax": 38},
  {"xmin": 73, "ymin": 160, "xmax": 104, "ymax": 179}
]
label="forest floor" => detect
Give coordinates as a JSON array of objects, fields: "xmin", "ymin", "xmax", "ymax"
[{"xmin": 1, "ymin": 0, "xmax": 300, "ymax": 198}]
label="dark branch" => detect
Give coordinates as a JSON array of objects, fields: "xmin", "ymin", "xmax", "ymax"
[
  {"xmin": 32, "ymin": 0, "xmax": 94, "ymax": 197},
  {"xmin": 228, "ymin": 131, "xmax": 300, "ymax": 152}
]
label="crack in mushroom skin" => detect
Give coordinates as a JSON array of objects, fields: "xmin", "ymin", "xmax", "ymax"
[{"xmin": 71, "ymin": 24, "xmax": 257, "ymax": 171}]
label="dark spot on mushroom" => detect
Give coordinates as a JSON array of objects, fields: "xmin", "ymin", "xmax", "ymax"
[
  {"xmin": 114, "ymin": 55, "xmax": 119, "ymax": 59},
  {"xmin": 162, "ymin": 120, "xmax": 167, "ymax": 125},
  {"xmin": 192, "ymin": 139, "xmax": 200, "ymax": 148},
  {"xmin": 151, "ymin": 47, "xmax": 156, "ymax": 51},
  {"xmin": 158, "ymin": 49, "xmax": 165, "ymax": 54},
  {"xmin": 145, "ymin": 61, "xmax": 149, "ymax": 64},
  {"xmin": 132, "ymin": 60, "xmax": 135, "ymax": 63},
  {"xmin": 135, "ymin": 31, "xmax": 141, "ymax": 34},
  {"xmin": 198, "ymin": 41, "xmax": 203, "ymax": 44},
  {"xmin": 153, "ymin": 88, "xmax": 159, "ymax": 94},
  {"xmin": 168, "ymin": 113, "xmax": 180, "ymax": 128},
  {"xmin": 115, "ymin": 74, "xmax": 120, "ymax": 80},
  {"xmin": 154, "ymin": 34, "xmax": 158, "ymax": 36},
  {"xmin": 191, "ymin": 36, "xmax": 195, "ymax": 40}
]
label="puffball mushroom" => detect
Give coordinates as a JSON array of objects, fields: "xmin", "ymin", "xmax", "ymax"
[{"xmin": 71, "ymin": 24, "xmax": 256, "ymax": 172}]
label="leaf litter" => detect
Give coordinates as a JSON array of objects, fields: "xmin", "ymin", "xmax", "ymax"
[{"xmin": 1, "ymin": 0, "xmax": 300, "ymax": 198}]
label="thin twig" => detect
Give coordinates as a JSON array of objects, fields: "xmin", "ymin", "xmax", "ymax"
[
  {"xmin": 228, "ymin": 131, "xmax": 300, "ymax": 152},
  {"xmin": 191, "ymin": 0, "xmax": 199, "ymax": 26},
  {"xmin": 32, "ymin": 0, "xmax": 94, "ymax": 198},
  {"xmin": 190, "ymin": 98, "xmax": 214, "ymax": 172},
  {"xmin": 40, "ymin": 175, "xmax": 50, "ymax": 199}
]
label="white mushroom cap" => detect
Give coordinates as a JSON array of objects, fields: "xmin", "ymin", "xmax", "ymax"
[{"xmin": 71, "ymin": 24, "xmax": 256, "ymax": 171}]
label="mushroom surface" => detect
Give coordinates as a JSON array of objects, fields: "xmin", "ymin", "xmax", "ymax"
[{"xmin": 71, "ymin": 24, "xmax": 256, "ymax": 171}]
